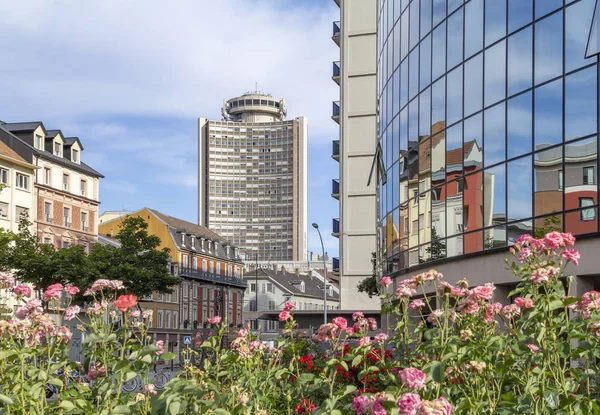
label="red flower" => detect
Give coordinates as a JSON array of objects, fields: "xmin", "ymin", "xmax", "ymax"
[
  {"xmin": 294, "ymin": 399, "xmax": 316, "ymax": 413},
  {"xmin": 113, "ymin": 294, "xmax": 138, "ymax": 311}
]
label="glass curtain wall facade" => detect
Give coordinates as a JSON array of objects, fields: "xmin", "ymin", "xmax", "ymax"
[{"xmin": 377, "ymin": 0, "xmax": 599, "ymax": 276}]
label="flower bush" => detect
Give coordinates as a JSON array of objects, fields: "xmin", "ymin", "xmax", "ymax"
[{"xmin": 0, "ymin": 231, "xmax": 599, "ymax": 414}]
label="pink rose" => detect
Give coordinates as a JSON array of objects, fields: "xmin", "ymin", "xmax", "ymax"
[
  {"xmin": 562, "ymin": 233, "xmax": 576, "ymax": 246},
  {"xmin": 155, "ymin": 340, "xmax": 165, "ymax": 355},
  {"xmin": 409, "ymin": 299, "xmax": 426, "ymax": 311},
  {"xmin": 484, "ymin": 302, "xmax": 503, "ymax": 322},
  {"xmin": 397, "ymin": 393, "xmax": 422, "ymax": 415},
  {"xmin": 380, "ymin": 276, "xmax": 392, "ymax": 287},
  {"xmin": 374, "ymin": 333, "xmax": 389, "ymax": 343},
  {"xmin": 332, "ymin": 316, "xmax": 348, "ymax": 330},
  {"xmin": 13, "ymin": 285, "xmax": 31, "ymax": 298},
  {"xmin": 113, "ymin": 294, "xmax": 138, "ymax": 312},
  {"xmin": 526, "ymin": 344, "xmax": 540, "ymax": 353},
  {"xmin": 358, "ymin": 337, "xmax": 371, "ymax": 348},
  {"xmin": 398, "ymin": 367, "xmax": 427, "ymax": 390},
  {"xmin": 278, "ymin": 310, "xmax": 291, "ymax": 322},
  {"xmin": 352, "ymin": 311, "xmax": 364, "ymax": 321},
  {"xmin": 468, "ymin": 283, "xmax": 495, "ymax": 302},
  {"xmin": 208, "ymin": 315, "xmax": 222, "ymax": 325},
  {"xmin": 562, "ymin": 248, "xmax": 580, "ymax": 266},
  {"xmin": 418, "ymin": 397, "xmax": 452, "ymax": 415},
  {"xmin": 544, "ymin": 231, "xmax": 564, "ymax": 249},
  {"xmin": 396, "ymin": 284, "xmax": 416, "ymax": 299},
  {"xmin": 514, "ymin": 297, "xmax": 534, "ymax": 309},
  {"xmin": 15, "ymin": 307, "xmax": 29, "ymax": 320},
  {"xmin": 283, "ymin": 301, "xmax": 296, "ymax": 311},
  {"xmin": 144, "ymin": 383, "xmax": 157, "ymax": 395},
  {"xmin": 351, "ymin": 395, "xmax": 370, "ymax": 415},
  {"xmin": 65, "ymin": 286, "xmax": 80, "ymax": 295},
  {"xmin": 64, "ymin": 305, "xmax": 81, "ymax": 321},
  {"xmin": 367, "ymin": 317, "xmax": 378, "ymax": 331},
  {"xmin": 317, "ymin": 323, "xmax": 337, "ymax": 341},
  {"xmin": 501, "ymin": 304, "xmax": 521, "ymax": 319},
  {"xmin": 371, "ymin": 399, "xmax": 388, "ymax": 415},
  {"xmin": 457, "ymin": 299, "xmax": 480, "ymax": 315}
]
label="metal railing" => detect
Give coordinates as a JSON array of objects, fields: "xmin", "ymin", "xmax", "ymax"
[
  {"xmin": 332, "ymin": 61, "xmax": 340, "ymax": 77},
  {"xmin": 332, "ymin": 140, "xmax": 339, "ymax": 158},
  {"xmin": 332, "ymin": 179, "xmax": 340, "ymax": 195},
  {"xmin": 333, "ymin": 218, "xmax": 340, "ymax": 234},
  {"xmin": 175, "ymin": 263, "xmax": 248, "ymax": 288},
  {"xmin": 332, "ymin": 101, "xmax": 340, "ymax": 117},
  {"xmin": 332, "ymin": 257, "xmax": 340, "ymax": 273},
  {"xmin": 333, "ymin": 21, "xmax": 340, "ymax": 37}
]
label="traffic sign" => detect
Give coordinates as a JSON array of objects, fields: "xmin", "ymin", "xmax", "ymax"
[{"xmin": 183, "ymin": 336, "xmax": 191, "ymax": 345}]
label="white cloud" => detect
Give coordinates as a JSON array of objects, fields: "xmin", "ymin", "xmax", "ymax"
[{"xmin": 0, "ymin": 0, "xmax": 340, "ymax": 142}]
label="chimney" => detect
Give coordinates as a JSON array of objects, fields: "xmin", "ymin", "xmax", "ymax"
[
  {"xmin": 281, "ymin": 265, "xmax": 286, "ymax": 273},
  {"xmin": 295, "ymin": 268, "xmax": 299, "ymax": 277},
  {"xmin": 272, "ymin": 264, "xmax": 276, "ymax": 272}
]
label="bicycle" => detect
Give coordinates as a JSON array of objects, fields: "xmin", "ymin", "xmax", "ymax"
[
  {"xmin": 152, "ymin": 367, "xmax": 172, "ymax": 390},
  {"xmin": 121, "ymin": 374, "xmax": 141, "ymax": 393}
]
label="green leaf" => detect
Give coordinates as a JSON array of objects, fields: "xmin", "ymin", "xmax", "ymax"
[
  {"xmin": 543, "ymin": 390, "xmax": 559, "ymax": 409},
  {"xmin": 112, "ymin": 406, "xmax": 132, "ymax": 414},
  {"xmin": 549, "ymin": 299, "xmax": 564, "ymax": 311},
  {"xmin": 0, "ymin": 350, "xmax": 17, "ymax": 360},
  {"xmin": 212, "ymin": 409, "xmax": 230, "ymax": 415},
  {"xmin": 162, "ymin": 352, "xmax": 176, "ymax": 361},
  {"xmin": 331, "ymin": 411, "xmax": 342, "ymax": 415},
  {"xmin": 298, "ymin": 373, "xmax": 315, "ymax": 383},
  {"xmin": 564, "ymin": 297, "xmax": 582, "ymax": 307},
  {"xmin": 422, "ymin": 361, "xmax": 443, "ymax": 383},
  {"xmin": 59, "ymin": 400, "xmax": 75, "ymax": 411},
  {"xmin": 0, "ymin": 394, "xmax": 14, "ymax": 405},
  {"xmin": 339, "ymin": 360, "xmax": 349, "ymax": 372},
  {"xmin": 351, "ymin": 355, "xmax": 363, "ymax": 368},
  {"xmin": 343, "ymin": 385, "xmax": 357, "ymax": 396},
  {"xmin": 113, "ymin": 359, "xmax": 130, "ymax": 372},
  {"xmin": 168, "ymin": 400, "xmax": 181, "ymax": 415},
  {"xmin": 124, "ymin": 371, "xmax": 138, "ymax": 382}
]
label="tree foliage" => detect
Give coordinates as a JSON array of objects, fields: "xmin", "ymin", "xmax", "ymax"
[{"xmin": 357, "ymin": 252, "xmax": 380, "ymax": 298}]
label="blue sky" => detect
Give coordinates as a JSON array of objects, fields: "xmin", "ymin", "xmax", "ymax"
[{"xmin": 0, "ymin": 0, "xmax": 342, "ymax": 257}]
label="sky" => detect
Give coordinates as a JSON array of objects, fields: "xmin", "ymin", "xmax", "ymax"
[{"xmin": 0, "ymin": 0, "xmax": 342, "ymax": 258}]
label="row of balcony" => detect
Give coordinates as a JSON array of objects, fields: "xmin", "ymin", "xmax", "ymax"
[
  {"xmin": 176, "ymin": 263, "xmax": 248, "ymax": 288},
  {"xmin": 332, "ymin": 257, "xmax": 340, "ymax": 275},
  {"xmin": 332, "ymin": 218, "xmax": 340, "ymax": 238},
  {"xmin": 332, "ymin": 2, "xmax": 340, "ymax": 277}
]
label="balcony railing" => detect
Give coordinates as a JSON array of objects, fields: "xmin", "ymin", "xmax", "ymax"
[
  {"xmin": 332, "ymin": 140, "xmax": 339, "ymax": 160},
  {"xmin": 332, "ymin": 218, "xmax": 340, "ymax": 237},
  {"xmin": 332, "ymin": 257, "xmax": 340, "ymax": 274},
  {"xmin": 82, "ymin": 225, "xmax": 89, "ymax": 232},
  {"xmin": 332, "ymin": 179, "xmax": 340, "ymax": 199},
  {"xmin": 332, "ymin": 61, "xmax": 340, "ymax": 77},
  {"xmin": 64, "ymin": 220, "xmax": 71, "ymax": 228},
  {"xmin": 176, "ymin": 263, "xmax": 248, "ymax": 288},
  {"xmin": 45, "ymin": 214, "xmax": 52, "ymax": 223},
  {"xmin": 332, "ymin": 101, "xmax": 340, "ymax": 118},
  {"xmin": 333, "ymin": 21, "xmax": 341, "ymax": 37}
]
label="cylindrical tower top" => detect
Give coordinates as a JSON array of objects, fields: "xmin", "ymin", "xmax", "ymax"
[{"xmin": 222, "ymin": 92, "xmax": 287, "ymax": 122}]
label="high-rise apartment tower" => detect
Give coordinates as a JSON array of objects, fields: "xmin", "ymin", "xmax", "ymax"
[{"xmin": 198, "ymin": 93, "xmax": 308, "ymax": 262}]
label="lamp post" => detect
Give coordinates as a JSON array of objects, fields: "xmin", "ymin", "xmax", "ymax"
[
  {"xmin": 312, "ymin": 223, "xmax": 328, "ymax": 325},
  {"xmin": 255, "ymin": 253, "xmax": 258, "ymax": 330}
]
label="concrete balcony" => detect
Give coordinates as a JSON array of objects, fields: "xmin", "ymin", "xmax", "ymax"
[
  {"xmin": 332, "ymin": 61, "xmax": 340, "ymax": 85},
  {"xmin": 332, "ymin": 218, "xmax": 340, "ymax": 238},
  {"xmin": 332, "ymin": 101, "xmax": 340, "ymax": 124},
  {"xmin": 176, "ymin": 263, "xmax": 248, "ymax": 288},
  {"xmin": 332, "ymin": 140, "xmax": 339, "ymax": 161},
  {"xmin": 332, "ymin": 257, "xmax": 340, "ymax": 275},
  {"xmin": 332, "ymin": 21, "xmax": 340, "ymax": 46},
  {"xmin": 332, "ymin": 179, "xmax": 340, "ymax": 200}
]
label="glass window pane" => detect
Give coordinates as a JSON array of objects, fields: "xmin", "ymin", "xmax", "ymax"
[
  {"xmin": 508, "ymin": 27, "xmax": 533, "ymax": 96},
  {"xmin": 432, "ymin": 77, "xmax": 445, "ymax": 127},
  {"xmin": 420, "ymin": 35, "xmax": 432, "ymax": 91},
  {"xmin": 392, "ymin": 162, "xmax": 399, "ymax": 207},
  {"xmin": 447, "ymin": 9, "xmax": 464, "ymax": 70},
  {"xmin": 464, "ymin": 54, "xmax": 483, "ymax": 117},
  {"xmin": 431, "ymin": 184, "xmax": 445, "ymax": 237},
  {"xmin": 484, "ymin": 40, "xmax": 506, "ymax": 107},
  {"xmin": 409, "ymin": 99, "xmax": 419, "ymax": 145},
  {"xmin": 420, "ymin": 87, "xmax": 431, "ymax": 136},
  {"xmin": 465, "ymin": 0, "xmax": 484, "ymax": 58},
  {"xmin": 432, "ymin": 129, "xmax": 446, "ymax": 183},
  {"xmin": 446, "ymin": 122, "xmax": 463, "ymax": 180},
  {"xmin": 508, "ymin": 220, "xmax": 533, "ymax": 244},
  {"xmin": 535, "ymin": 0, "xmax": 562, "ymax": 19},
  {"xmin": 447, "ymin": 65, "xmax": 463, "ymax": 125},
  {"xmin": 586, "ymin": 0, "xmax": 600, "ymax": 58},
  {"xmin": 566, "ymin": 208, "xmax": 598, "ymax": 235},
  {"xmin": 507, "ymin": 92, "xmax": 533, "ymax": 159},
  {"xmin": 566, "ymin": 0, "xmax": 596, "ymax": 72},
  {"xmin": 508, "ymin": 156, "xmax": 533, "ymax": 221},
  {"xmin": 484, "ymin": 164, "xmax": 506, "ymax": 228},
  {"xmin": 534, "ymin": 11, "xmax": 563, "ymax": 85},
  {"xmin": 432, "ymin": 22, "xmax": 446, "ymax": 81},
  {"xmin": 393, "ymin": 114, "xmax": 400, "ymax": 164},
  {"xmin": 394, "ymin": 0, "xmax": 402, "ymax": 22},
  {"xmin": 565, "ymin": 137, "xmax": 598, "ymax": 212},
  {"xmin": 464, "ymin": 171, "xmax": 484, "ymax": 232},
  {"xmin": 421, "ymin": 0, "xmax": 432, "ymax": 38},
  {"xmin": 534, "ymin": 146, "xmax": 564, "ymax": 217},
  {"xmin": 410, "ymin": 0, "xmax": 420, "ymax": 50},
  {"xmin": 400, "ymin": 107, "xmax": 408, "ymax": 151},
  {"xmin": 485, "ymin": 225, "xmax": 506, "ymax": 249},
  {"xmin": 409, "ymin": 48, "xmax": 419, "ymax": 101},
  {"xmin": 565, "ymin": 66, "xmax": 597, "ymax": 142},
  {"xmin": 388, "ymin": 0, "xmax": 394, "ymax": 34},
  {"xmin": 464, "ymin": 113, "xmax": 483, "ymax": 169},
  {"xmin": 508, "ymin": 0, "xmax": 532, "ymax": 34},
  {"xmin": 447, "ymin": 235, "xmax": 464, "ymax": 257},
  {"xmin": 534, "ymin": 78, "xmax": 563, "ymax": 147},
  {"xmin": 446, "ymin": 181, "xmax": 464, "ymax": 237},
  {"xmin": 393, "ymin": 21, "xmax": 401, "ymax": 70},
  {"xmin": 448, "ymin": 0, "xmax": 463, "ymax": 15},
  {"xmin": 401, "ymin": 59, "xmax": 409, "ymax": 108},
  {"xmin": 484, "ymin": 103, "xmax": 506, "ymax": 167},
  {"xmin": 419, "ymin": 138, "xmax": 431, "ymax": 185},
  {"xmin": 393, "ymin": 68, "xmax": 400, "ymax": 117},
  {"xmin": 433, "ymin": 0, "xmax": 446, "ymax": 26},
  {"xmin": 401, "ymin": 9, "xmax": 409, "ymax": 61},
  {"xmin": 465, "ymin": 230, "xmax": 483, "ymax": 254},
  {"xmin": 485, "ymin": 0, "xmax": 506, "ymax": 46}
]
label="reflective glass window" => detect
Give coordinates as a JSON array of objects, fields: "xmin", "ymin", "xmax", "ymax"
[
  {"xmin": 431, "ymin": 129, "xmax": 446, "ymax": 183},
  {"xmin": 392, "ymin": 115, "xmax": 400, "ymax": 164},
  {"xmin": 447, "ymin": 9, "xmax": 464, "ymax": 70},
  {"xmin": 565, "ymin": 66, "xmax": 597, "ymax": 142},
  {"xmin": 447, "ymin": 65, "xmax": 463, "ymax": 125},
  {"xmin": 566, "ymin": 0, "xmax": 596, "ymax": 72},
  {"xmin": 432, "ymin": 22, "xmax": 447, "ymax": 81},
  {"xmin": 464, "ymin": 53, "xmax": 483, "ymax": 117},
  {"xmin": 419, "ymin": 137, "xmax": 431, "ymax": 184},
  {"xmin": 393, "ymin": 22, "xmax": 401, "ymax": 70},
  {"xmin": 420, "ymin": 35, "xmax": 432, "ymax": 91},
  {"xmin": 507, "ymin": 91, "xmax": 533, "ymax": 159},
  {"xmin": 484, "ymin": 164, "xmax": 506, "ymax": 228},
  {"xmin": 534, "ymin": 78, "xmax": 563, "ymax": 147},
  {"xmin": 400, "ymin": 108, "xmax": 408, "ymax": 151},
  {"xmin": 409, "ymin": 48, "xmax": 419, "ymax": 101},
  {"xmin": 410, "ymin": 0, "xmax": 420, "ymax": 50},
  {"xmin": 401, "ymin": 9, "xmax": 409, "ymax": 61},
  {"xmin": 484, "ymin": 40, "xmax": 506, "ymax": 107},
  {"xmin": 535, "ymin": 0, "xmax": 562, "ymax": 19},
  {"xmin": 485, "ymin": 225, "xmax": 506, "ymax": 249},
  {"xmin": 508, "ymin": 155, "xmax": 533, "ymax": 221},
  {"xmin": 465, "ymin": 230, "xmax": 483, "ymax": 254},
  {"xmin": 432, "ymin": 77, "xmax": 446, "ymax": 126},
  {"xmin": 534, "ymin": 11, "xmax": 563, "ymax": 85},
  {"xmin": 508, "ymin": 27, "xmax": 533, "ymax": 97},
  {"xmin": 465, "ymin": 0, "xmax": 484, "ymax": 58},
  {"xmin": 387, "ymin": 126, "xmax": 393, "ymax": 170},
  {"xmin": 409, "ymin": 100, "xmax": 419, "ymax": 144},
  {"xmin": 400, "ymin": 59, "xmax": 409, "ymax": 108},
  {"xmin": 484, "ymin": 103, "xmax": 506, "ymax": 167},
  {"xmin": 464, "ymin": 113, "xmax": 483, "ymax": 169},
  {"xmin": 432, "ymin": 0, "xmax": 446, "ymax": 26},
  {"xmin": 393, "ymin": 68, "xmax": 400, "ymax": 118},
  {"xmin": 509, "ymin": 221, "xmax": 534, "ymax": 243},
  {"xmin": 464, "ymin": 171, "xmax": 484, "ymax": 233},
  {"xmin": 508, "ymin": 0, "xmax": 533, "ymax": 34},
  {"xmin": 566, "ymin": 208, "xmax": 598, "ymax": 235},
  {"xmin": 534, "ymin": 146, "xmax": 564, "ymax": 217},
  {"xmin": 586, "ymin": 0, "xmax": 600, "ymax": 58},
  {"xmin": 392, "ymin": 162, "xmax": 399, "ymax": 208},
  {"xmin": 388, "ymin": 0, "xmax": 394, "ymax": 34},
  {"xmin": 446, "ymin": 122, "xmax": 463, "ymax": 179},
  {"xmin": 394, "ymin": 0, "xmax": 401, "ymax": 22},
  {"xmin": 446, "ymin": 235, "xmax": 464, "ymax": 258},
  {"xmin": 564, "ymin": 137, "xmax": 598, "ymax": 212},
  {"xmin": 448, "ymin": 0, "xmax": 463, "ymax": 15},
  {"xmin": 421, "ymin": 0, "xmax": 432, "ymax": 38},
  {"xmin": 431, "ymin": 185, "xmax": 445, "ymax": 238},
  {"xmin": 420, "ymin": 87, "xmax": 431, "ymax": 136},
  {"xmin": 485, "ymin": 0, "xmax": 506, "ymax": 47},
  {"xmin": 446, "ymin": 182, "xmax": 464, "ymax": 237}
]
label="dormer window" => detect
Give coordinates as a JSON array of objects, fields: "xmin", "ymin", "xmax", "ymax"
[
  {"xmin": 72, "ymin": 149, "xmax": 79, "ymax": 163},
  {"xmin": 191, "ymin": 237, "xmax": 195, "ymax": 249},
  {"xmin": 300, "ymin": 281, "xmax": 305, "ymax": 293},
  {"xmin": 35, "ymin": 134, "xmax": 44, "ymax": 150},
  {"xmin": 54, "ymin": 142, "xmax": 62, "ymax": 157},
  {"xmin": 181, "ymin": 233, "xmax": 185, "ymax": 246},
  {"xmin": 328, "ymin": 285, "xmax": 334, "ymax": 296},
  {"xmin": 225, "ymin": 246, "xmax": 229, "ymax": 257},
  {"xmin": 200, "ymin": 238, "xmax": 205, "ymax": 251}
]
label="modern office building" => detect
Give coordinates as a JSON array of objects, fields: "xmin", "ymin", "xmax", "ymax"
[
  {"xmin": 198, "ymin": 93, "xmax": 308, "ymax": 262},
  {"xmin": 331, "ymin": 0, "xmax": 380, "ymax": 309},
  {"xmin": 377, "ymin": 0, "xmax": 600, "ymax": 299}
]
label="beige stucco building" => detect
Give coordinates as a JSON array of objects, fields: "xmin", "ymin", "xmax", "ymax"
[
  {"xmin": 331, "ymin": 0, "xmax": 380, "ymax": 309},
  {"xmin": 198, "ymin": 93, "xmax": 308, "ymax": 262}
]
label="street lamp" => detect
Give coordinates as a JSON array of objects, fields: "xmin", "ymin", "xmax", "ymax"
[{"xmin": 312, "ymin": 223, "xmax": 328, "ymax": 325}]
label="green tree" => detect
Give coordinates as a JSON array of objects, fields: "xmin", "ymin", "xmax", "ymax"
[
  {"xmin": 534, "ymin": 214, "xmax": 562, "ymax": 239},
  {"xmin": 357, "ymin": 252, "xmax": 379, "ymax": 298}
]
